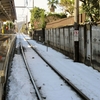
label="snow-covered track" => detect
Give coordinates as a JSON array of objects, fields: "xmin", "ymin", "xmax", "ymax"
[
  {"xmin": 20, "ymin": 42, "xmax": 43, "ymax": 100},
  {"xmin": 22, "ymin": 34, "xmax": 90, "ymax": 100}
]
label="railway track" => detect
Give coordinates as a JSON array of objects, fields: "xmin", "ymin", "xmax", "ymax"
[
  {"xmin": 21, "ymin": 34, "xmax": 90, "ymax": 100},
  {"xmin": 20, "ymin": 42, "xmax": 43, "ymax": 100}
]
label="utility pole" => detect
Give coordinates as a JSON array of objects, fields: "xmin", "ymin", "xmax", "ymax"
[
  {"xmin": 99, "ymin": 0, "xmax": 100, "ymax": 18},
  {"xmin": 33, "ymin": 0, "xmax": 34, "ymax": 8},
  {"xmin": 74, "ymin": 0, "xmax": 79, "ymax": 62},
  {"xmin": 26, "ymin": 15, "xmax": 28, "ymax": 34}
]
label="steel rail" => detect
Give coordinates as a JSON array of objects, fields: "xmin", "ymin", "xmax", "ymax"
[
  {"xmin": 20, "ymin": 42, "xmax": 43, "ymax": 100},
  {"xmin": 22, "ymin": 35, "xmax": 90, "ymax": 100}
]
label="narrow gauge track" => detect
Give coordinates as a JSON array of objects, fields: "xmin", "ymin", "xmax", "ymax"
[
  {"xmin": 20, "ymin": 42, "xmax": 43, "ymax": 100},
  {"xmin": 22, "ymin": 34, "xmax": 90, "ymax": 100}
]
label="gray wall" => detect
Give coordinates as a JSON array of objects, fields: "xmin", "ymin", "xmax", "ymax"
[{"xmin": 45, "ymin": 24, "xmax": 100, "ymax": 71}]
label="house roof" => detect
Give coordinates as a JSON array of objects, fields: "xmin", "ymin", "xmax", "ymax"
[{"xmin": 0, "ymin": 0, "xmax": 16, "ymax": 21}]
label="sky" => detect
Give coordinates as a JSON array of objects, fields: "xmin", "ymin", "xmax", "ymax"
[
  {"xmin": 6, "ymin": 33, "xmax": 100, "ymax": 100},
  {"xmin": 14, "ymin": 0, "xmax": 62, "ymax": 22},
  {"xmin": 14, "ymin": 0, "xmax": 48, "ymax": 22}
]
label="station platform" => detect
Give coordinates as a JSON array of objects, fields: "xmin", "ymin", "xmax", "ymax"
[{"xmin": 0, "ymin": 35, "xmax": 10, "ymax": 69}]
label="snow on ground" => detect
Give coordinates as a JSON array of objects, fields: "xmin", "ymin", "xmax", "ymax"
[
  {"xmin": 7, "ymin": 33, "xmax": 100, "ymax": 100},
  {"xmin": 21, "ymin": 36, "xmax": 82, "ymax": 100},
  {"xmin": 7, "ymin": 54, "xmax": 37, "ymax": 100}
]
